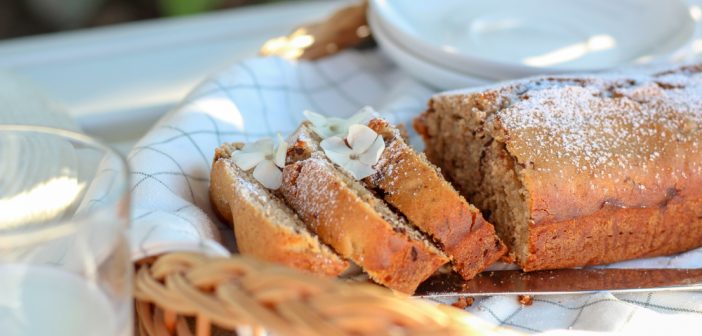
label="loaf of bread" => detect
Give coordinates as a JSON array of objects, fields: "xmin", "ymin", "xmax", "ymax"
[
  {"xmin": 415, "ymin": 64, "xmax": 702, "ymax": 271},
  {"xmin": 210, "ymin": 143, "xmax": 349, "ymax": 277},
  {"xmin": 281, "ymin": 123, "xmax": 449, "ymax": 293}
]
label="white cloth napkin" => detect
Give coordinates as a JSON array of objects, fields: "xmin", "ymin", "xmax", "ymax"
[{"xmin": 127, "ymin": 51, "xmax": 702, "ymax": 334}]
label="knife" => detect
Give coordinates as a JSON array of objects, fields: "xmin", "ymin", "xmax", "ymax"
[{"xmin": 415, "ymin": 268, "xmax": 702, "ymax": 297}]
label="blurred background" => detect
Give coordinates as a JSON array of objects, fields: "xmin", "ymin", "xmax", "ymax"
[
  {"xmin": 0, "ymin": 0, "xmax": 345, "ymax": 154},
  {"xmin": 0, "ymin": 0, "xmax": 297, "ymax": 39}
]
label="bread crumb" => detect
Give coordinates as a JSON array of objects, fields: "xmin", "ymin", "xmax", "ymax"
[
  {"xmin": 499, "ymin": 252, "xmax": 516, "ymax": 264},
  {"xmin": 517, "ymin": 295, "xmax": 533, "ymax": 306},
  {"xmin": 451, "ymin": 296, "xmax": 475, "ymax": 309}
]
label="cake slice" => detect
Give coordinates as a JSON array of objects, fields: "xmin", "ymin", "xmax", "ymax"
[
  {"xmin": 210, "ymin": 143, "xmax": 349, "ymax": 277},
  {"xmin": 365, "ymin": 118, "xmax": 507, "ymax": 279},
  {"xmin": 281, "ymin": 124, "xmax": 449, "ymax": 293},
  {"xmin": 415, "ymin": 65, "xmax": 702, "ymax": 271}
]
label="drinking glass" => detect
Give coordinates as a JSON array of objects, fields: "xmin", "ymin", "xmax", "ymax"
[{"xmin": 0, "ymin": 125, "xmax": 132, "ymax": 336}]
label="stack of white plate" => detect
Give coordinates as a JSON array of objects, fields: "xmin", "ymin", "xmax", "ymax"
[{"xmin": 369, "ymin": 0, "xmax": 702, "ymax": 90}]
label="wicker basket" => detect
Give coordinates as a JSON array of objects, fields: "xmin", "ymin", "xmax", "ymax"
[{"xmin": 134, "ymin": 253, "xmax": 519, "ymax": 336}]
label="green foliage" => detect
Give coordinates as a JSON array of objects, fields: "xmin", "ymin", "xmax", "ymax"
[{"xmin": 158, "ymin": 0, "xmax": 221, "ymax": 16}]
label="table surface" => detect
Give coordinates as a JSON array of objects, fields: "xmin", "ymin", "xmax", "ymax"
[{"xmin": 0, "ymin": 0, "xmax": 351, "ymax": 153}]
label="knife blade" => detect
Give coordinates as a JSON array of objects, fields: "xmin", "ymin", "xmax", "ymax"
[{"xmin": 415, "ymin": 268, "xmax": 702, "ymax": 297}]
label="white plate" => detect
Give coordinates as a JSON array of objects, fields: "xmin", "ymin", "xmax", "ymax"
[
  {"xmin": 369, "ymin": 11, "xmax": 492, "ymax": 90},
  {"xmin": 371, "ymin": 0, "xmax": 697, "ymax": 80}
]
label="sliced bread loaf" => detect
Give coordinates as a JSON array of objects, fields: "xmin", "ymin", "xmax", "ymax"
[
  {"xmin": 281, "ymin": 124, "xmax": 449, "ymax": 293},
  {"xmin": 365, "ymin": 118, "xmax": 507, "ymax": 279},
  {"xmin": 210, "ymin": 143, "xmax": 349, "ymax": 277}
]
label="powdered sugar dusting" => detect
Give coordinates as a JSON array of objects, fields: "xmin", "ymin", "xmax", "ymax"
[
  {"xmin": 493, "ymin": 69, "xmax": 702, "ymax": 176},
  {"xmin": 283, "ymin": 157, "xmax": 340, "ymax": 232},
  {"xmin": 228, "ymin": 161, "xmax": 275, "ymax": 206}
]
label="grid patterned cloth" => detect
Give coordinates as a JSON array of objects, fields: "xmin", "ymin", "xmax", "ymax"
[{"xmin": 127, "ymin": 50, "xmax": 702, "ymax": 334}]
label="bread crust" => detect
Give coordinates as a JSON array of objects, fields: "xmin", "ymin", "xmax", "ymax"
[
  {"xmin": 210, "ymin": 147, "xmax": 348, "ymax": 277},
  {"xmin": 526, "ymin": 197, "xmax": 702, "ymax": 271},
  {"xmin": 367, "ymin": 118, "xmax": 506, "ymax": 279},
  {"xmin": 281, "ymin": 157, "xmax": 448, "ymax": 294},
  {"xmin": 416, "ymin": 65, "xmax": 702, "ymax": 271}
]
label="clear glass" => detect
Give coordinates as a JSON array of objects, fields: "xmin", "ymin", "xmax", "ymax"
[{"xmin": 0, "ymin": 125, "xmax": 132, "ymax": 336}]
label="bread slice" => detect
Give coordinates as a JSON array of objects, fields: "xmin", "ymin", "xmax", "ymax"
[
  {"xmin": 281, "ymin": 124, "xmax": 449, "ymax": 293},
  {"xmin": 210, "ymin": 143, "xmax": 349, "ymax": 277},
  {"xmin": 415, "ymin": 65, "xmax": 702, "ymax": 271},
  {"xmin": 365, "ymin": 118, "xmax": 507, "ymax": 279}
]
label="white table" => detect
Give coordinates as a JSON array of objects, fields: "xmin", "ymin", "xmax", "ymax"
[{"xmin": 0, "ymin": 0, "xmax": 351, "ymax": 153}]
